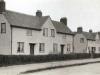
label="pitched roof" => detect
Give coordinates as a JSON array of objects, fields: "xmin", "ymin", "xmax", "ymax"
[
  {"xmin": 3, "ymin": 10, "xmax": 73, "ymax": 34},
  {"xmin": 4, "ymin": 10, "xmax": 49, "ymax": 30},
  {"xmin": 82, "ymin": 32, "xmax": 96, "ymax": 40},
  {"xmin": 74, "ymin": 32, "xmax": 96, "ymax": 40},
  {"xmin": 52, "ymin": 20, "xmax": 73, "ymax": 34}
]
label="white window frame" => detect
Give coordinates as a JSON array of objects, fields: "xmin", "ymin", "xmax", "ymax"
[
  {"xmin": 1, "ymin": 23, "xmax": 6, "ymax": 33},
  {"xmin": 53, "ymin": 43, "xmax": 58, "ymax": 53},
  {"xmin": 39, "ymin": 43, "xmax": 45, "ymax": 53},
  {"xmin": 43, "ymin": 28, "xmax": 48, "ymax": 37},
  {"xmin": 17, "ymin": 42, "xmax": 24, "ymax": 53},
  {"xmin": 67, "ymin": 44, "xmax": 71, "ymax": 52},
  {"xmin": 51, "ymin": 29, "xmax": 55, "ymax": 37},
  {"xmin": 80, "ymin": 38, "xmax": 84, "ymax": 43},
  {"xmin": 26, "ymin": 29, "xmax": 32, "ymax": 36}
]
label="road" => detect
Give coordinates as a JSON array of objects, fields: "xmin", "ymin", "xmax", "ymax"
[{"xmin": 21, "ymin": 63, "xmax": 100, "ymax": 75}]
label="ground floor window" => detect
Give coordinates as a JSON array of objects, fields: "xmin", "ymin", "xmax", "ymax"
[
  {"xmin": 88, "ymin": 47, "xmax": 91, "ymax": 53},
  {"xmin": 53, "ymin": 43, "xmax": 58, "ymax": 53},
  {"xmin": 39, "ymin": 43, "xmax": 45, "ymax": 53},
  {"xmin": 99, "ymin": 47, "xmax": 100, "ymax": 52},
  {"xmin": 67, "ymin": 44, "xmax": 71, "ymax": 52},
  {"xmin": 17, "ymin": 42, "xmax": 24, "ymax": 53}
]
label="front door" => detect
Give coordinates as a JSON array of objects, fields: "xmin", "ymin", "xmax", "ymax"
[
  {"xmin": 61, "ymin": 45, "xmax": 64, "ymax": 54},
  {"xmin": 30, "ymin": 43, "xmax": 35, "ymax": 55}
]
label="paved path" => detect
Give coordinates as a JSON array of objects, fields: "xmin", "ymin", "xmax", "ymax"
[
  {"xmin": 0, "ymin": 58, "xmax": 100, "ymax": 75},
  {"xmin": 21, "ymin": 63, "xmax": 100, "ymax": 75}
]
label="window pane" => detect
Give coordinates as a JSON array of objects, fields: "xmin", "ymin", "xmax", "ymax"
[
  {"xmin": 51, "ymin": 29, "xmax": 55, "ymax": 37},
  {"xmin": 43, "ymin": 28, "xmax": 48, "ymax": 37},
  {"xmin": 27, "ymin": 29, "xmax": 32, "ymax": 36},
  {"xmin": 17, "ymin": 42, "xmax": 24, "ymax": 53},
  {"xmin": 53, "ymin": 43, "xmax": 58, "ymax": 53},
  {"xmin": 39, "ymin": 43, "xmax": 45, "ymax": 52},
  {"xmin": 80, "ymin": 38, "xmax": 84, "ymax": 43},
  {"xmin": 63, "ymin": 34, "xmax": 66, "ymax": 39},
  {"xmin": 67, "ymin": 44, "xmax": 70, "ymax": 51},
  {"xmin": 1, "ymin": 23, "xmax": 6, "ymax": 33}
]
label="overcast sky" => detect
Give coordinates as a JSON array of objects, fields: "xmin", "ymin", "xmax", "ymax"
[{"xmin": 5, "ymin": 0, "xmax": 100, "ymax": 32}]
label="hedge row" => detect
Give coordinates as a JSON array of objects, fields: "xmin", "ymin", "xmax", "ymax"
[{"xmin": 0, "ymin": 53, "xmax": 100, "ymax": 66}]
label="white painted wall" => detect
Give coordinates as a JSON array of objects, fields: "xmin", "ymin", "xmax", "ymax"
[
  {"xmin": 74, "ymin": 34, "xmax": 87, "ymax": 53},
  {"xmin": 0, "ymin": 14, "xmax": 11, "ymax": 55},
  {"xmin": 12, "ymin": 17, "xmax": 73, "ymax": 55}
]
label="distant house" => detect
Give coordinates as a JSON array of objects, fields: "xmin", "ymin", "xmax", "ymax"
[
  {"xmin": 0, "ymin": 0, "xmax": 74, "ymax": 55},
  {"xmin": 74, "ymin": 27, "xmax": 100, "ymax": 54}
]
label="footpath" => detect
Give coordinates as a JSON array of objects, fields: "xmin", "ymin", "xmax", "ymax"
[{"xmin": 0, "ymin": 58, "xmax": 100, "ymax": 75}]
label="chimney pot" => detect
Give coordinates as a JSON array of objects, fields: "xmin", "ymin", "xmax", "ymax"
[
  {"xmin": 60, "ymin": 17, "xmax": 67, "ymax": 25},
  {"xmin": 0, "ymin": 0, "xmax": 5, "ymax": 14},
  {"xmin": 89, "ymin": 29, "xmax": 93, "ymax": 33},
  {"xmin": 36, "ymin": 10, "xmax": 42, "ymax": 17},
  {"xmin": 77, "ymin": 27, "xmax": 83, "ymax": 33}
]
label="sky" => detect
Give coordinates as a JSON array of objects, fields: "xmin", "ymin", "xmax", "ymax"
[{"xmin": 5, "ymin": 0, "xmax": 100, "ymax": 32}]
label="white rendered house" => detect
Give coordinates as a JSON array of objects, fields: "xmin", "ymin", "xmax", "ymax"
[{"xmin": 0, "ymin": 0, "xmax": 74, "ymax": 55}]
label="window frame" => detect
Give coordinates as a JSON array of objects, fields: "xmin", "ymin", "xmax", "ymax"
[
  {"xmin": 53, "ymin": 43, "xmax": 58, "ymax": 53},
  {"xmin": 1, "ymin": 23, "xmax": 6, "ymax": 34},
  {"xmin": 80, "ymin": 38, "xmax": 84, "ymax": 43},
  {"xmin": 26, "ymin": 29, "xmax": 32, "ymax": 36},
  {"xmin": 63, "ymin": 34, "xmax": 66, "ymax": 39},
  {"xmin": 17, "ymin": 42, "xmax": 24, "ymax": 53},
  {"xmin": 51, "ymin": 29, "xmax": 55, "ymax": 37},
  {"xmin": 39, "ymin": 43, "xmax": 45, "ymax": 53},
  {"xmin": 67, "ymin": 44, "xmax": 71, "ymax": 52},
  {"xmin": 43, "ymin": 28, "xmax": 48, "ymax": 37}
]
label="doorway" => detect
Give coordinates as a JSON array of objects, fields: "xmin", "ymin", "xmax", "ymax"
[
  {"xmin": 30, "ymin": 43, "xmax": 35, "ymax": 55},
  {"xmin": 61, "ymin": 45, "xmax": 65, "ymax": 54}
]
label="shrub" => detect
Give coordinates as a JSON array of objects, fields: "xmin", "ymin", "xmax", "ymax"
[{"xmin": 0, "ymin": 53, "xmax": 100, "ymax": 66}]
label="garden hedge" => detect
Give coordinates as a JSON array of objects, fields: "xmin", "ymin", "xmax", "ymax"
[{"xmin": 0, "ymin": 53, "xmax": 100, "ymax": 66}]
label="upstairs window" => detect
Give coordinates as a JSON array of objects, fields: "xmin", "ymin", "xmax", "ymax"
[
  {"xmin": 17, "ymin": 42, "xmax": 24, "ymax": 53},
  {"xmin": 63, "ymin": 34, "xmax": 66, "ymax": 39},
  {"xmin": 51, "ymin": 29, "xmax": 55, "ymax": 37},
  {"xmin": 53, "ymin": 43, "xmax": 58, "ymax": 53},
  {"xmin": 27, "ymin": 29, "xmax": 32, "ymax": 36},
  {"xmin": 1, "ymin": 23, "xmax": 6, "ymax": 33},
  {"xmin": 43, "ymin": 28, "xmax": 48, "ymax": 37},
  {"xmin": 39, "ymin": 43, "xmax": 45, "ymax": 52},
  {"xmin": 80, "ymin": 38, "xmax": 84, "ymax": 43}
]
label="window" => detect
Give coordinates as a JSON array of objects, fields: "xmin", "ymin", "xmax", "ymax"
[
  {"xmin": 51, "ymin": 29, "xmax": 55, "ymax": 37},
  {"xmin": 39, "ymin": 43, "xmax": 45, "ymax": 52},
  {"xmin": 53, "ymin": 43, "xmax": 58, "ymax": 53},
  {"xmin": 1, "ymin": 23, "xmax": 6, "ymax": 33},
  {"xmin": 80, "ymin": 38, "xmax": 84, "ymax": 43},
  {"xmin": 88, "ymin": 47, "xmax": 91, "ymax": 53},
  {"xmin": 67, "ymin": 44, "xmax": 70, "ymax": 51},
  {"xmin": 63, "ymin": 34, "xmax": 66, "ymax": 39},
  {"xmin": 99, "ymin": 47, "xmax": 100, "ymax": 52},
  {"xmin": 27, "ymin": 29, "xmax": 32, "ymax": 36},
  {"xmin": 17, "ymin": 42, "xmax": 24, "ymax": 53},
  {"xmin": 43, "ymin": 28, "xmax": 48, "ymax": 37}
]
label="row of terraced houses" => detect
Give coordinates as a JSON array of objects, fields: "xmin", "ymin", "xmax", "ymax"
[{"xmin": 0, "ymin": 0, "xmax": 100, "ymax": 55}]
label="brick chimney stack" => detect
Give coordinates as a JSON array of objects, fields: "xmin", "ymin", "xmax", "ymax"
[
  {"xmin": 36, "ymin": 10, "xmax": 42, "ymax": 17},
  {"xmin": 0, "ymin": 0, "xmax": 5, "ymax": 14},
  {"xmin": 60, "ymin": 17, "xmax": 67, "ymax": 26},
  {"xmin": 77, "ymin": 27, "xmax": 83, "ymax": 33}
]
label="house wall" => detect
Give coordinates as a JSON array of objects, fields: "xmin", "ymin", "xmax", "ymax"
[
  {"xmin": 87, "ymin": 33, "xmax": 100, "ymax": 54},
  {"xmin": 94, "ymin": 33, "xmax": 100, "ymax": 53},
  {"xmin": 87, "ymin": 40, "xmax": 96, "ymax": 53},
  {"xmin": 12, "ymin": 17, "xmax": 73, "ymax": 55},
  {"xmin": 74, "ymin": 34, "xmax": 87, "ymax": 53},
  {"xmin": 0, "ymin": 14, "xmax": 11, "ymax": 55}
]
